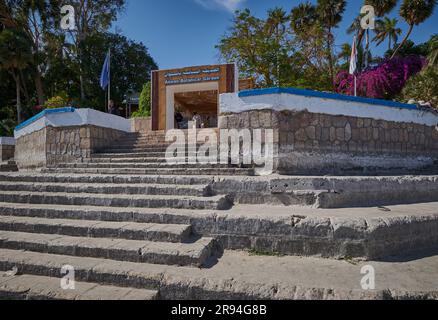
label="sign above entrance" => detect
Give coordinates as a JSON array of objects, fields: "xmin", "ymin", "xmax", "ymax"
[{"xmin": 164, "ymin": 67, "xmax": 221, "ymax": 86}]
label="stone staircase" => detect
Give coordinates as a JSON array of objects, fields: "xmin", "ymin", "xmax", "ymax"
[
  {"xmin": 44, "ymin": 131, "xmax": 255, "ymax": 176},
  {"xmin": 0, "ymin": 171, "xmax": 227, "ymax": 300},
  {"xmin": 2, "ymin": 131, "xmax": 437, "ymax": 299}
]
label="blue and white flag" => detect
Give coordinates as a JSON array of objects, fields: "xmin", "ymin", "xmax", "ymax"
[
  {"xmin": 100, "ymin": 51, "xmax": 110, "ymax": 89},
  {"xmin": 349, "ymin": 36, "xmax": 357, "ymax": 75}
]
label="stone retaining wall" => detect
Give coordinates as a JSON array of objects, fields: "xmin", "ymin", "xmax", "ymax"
[
  {"xmin": 219, "ymin": 109, "xmax": 438, "ymax": 174},
  {"xmin": 15, "ymin": 125, "xmax": 126, "ymax": 170},
  {"xmin": 0, "ymin": 144, "xmax": 15, "ymax": 162}
]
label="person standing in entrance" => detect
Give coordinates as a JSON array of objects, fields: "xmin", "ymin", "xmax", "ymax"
[
  {"xmin": 192, "ymin": 112, "xmax": 202, "ymax": 129},
  {"xmin": 108, "ymin": 100, "xmax": 119, "ymax": 116},
  {"xmin": 175, "ymin": 110, "xmax": 183, "ymax": 129}
]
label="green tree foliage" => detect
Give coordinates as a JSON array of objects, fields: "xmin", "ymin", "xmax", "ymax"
[
  {"xmin": 217, "ymin": 2, "xmax": 347, "ymax": 91},
  {"xmin": 391, "ymin": 0, "xmax": 437, "ymax": 58},
  {"xmin": 0, "ymin": 27, "xmax": 32, "ymax": 124},
  {"xmin": 79, "ymin": 32, "xmax": 157, "ymax": 111},
  {"xmin": 373, "ymin": 17, "xmax": 402, "ymax": 50},
  {"xmin": 132, "ymin": 82, "xmax": 151, "ymax": 118},
  {"xmin": 316, "ymin": 0, "xmax": 347, "ymax": 85},
  {"xmin": 63, "ymin": 0, "xmax": 126, "ymax": 101},
  {"xmin": 216, "ymin": 9, "xmax": 295, "ymax": 87},
  {"xmin": 427, "ymin": 34, "xmax": 438, "ymax": 66},
  {"xmin": 0, "ymin": 0, "xmax": 157, "ymax": 129},
  {"xmin": 400, "ymin": 66, "xmax": 438, "ymax": 108},
  {"xmin": 398, "ymin": 34, "xmax": 438, "ymax": 108}
]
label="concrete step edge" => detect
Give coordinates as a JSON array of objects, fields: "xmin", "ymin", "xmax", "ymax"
[
  {"xmin": 0, "ymin": 231, "xmax": 215, "ymax": 267},
  {"xmin": 0, "ymin": 216, "xmax": 192, "ymax": 243},
  {"xmin": 0, "ymin": 191, "xmax": 232, "ymax": 210},
  {"xmin": 0, "ymin": 273, "xmax": 158, "ymax": 300}
]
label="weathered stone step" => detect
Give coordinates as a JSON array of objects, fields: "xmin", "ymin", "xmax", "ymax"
[
  {"xmin": 0, "ymin": 273, "xmax": 158, "ymax": 300},
  {"xmin": 86, "ymin": 157, "xmax": 220, "ymax": 164},
  {"xmin": 0, "ymin": 191, "xmax": 232, "ymax": 210},
  {"xmin": 0, "ymin": 181, "xmax": 212, "ymax": 197},
  {"xmin": 58, "ymin": 163, "xmax": 235, "ymax": 170},
  {"xmin": 92, "ymin": 152, "xmax": 168, "ymax": 158},
  {"xmin": 0, "ymin": 203, "xmax": 201, "ymax": 225},
  {"xmin": 42, "ymin": 167, "xmax": 255, "ymax": 176},
  {"xmin": 5, "ymin": 249, "xmax": 434, "ymax": 300},
  {"xmin": 0, "ymin": 231, "xmax": 216, "ymax": 266},
  {"xmin": 99, "ymin": 147, "xmax": 203, "ymax": 153},
  {"xmin": 87, "ymin": 157, "xmax": 170, "ymax": 163},
  {"xmin": 0, "ymin": 173, "xmax": 213, "ymax": 185},
  {"xmin": 86, "ymin": 157, "xmax": 239, "ymax": 164},
  {"xmin": 0, "ymin": 216, "xmax": 192, "ymax": 243},
  {"xmin": 115, "ymin": 140, "xmax": 170, "ymax": 146}
]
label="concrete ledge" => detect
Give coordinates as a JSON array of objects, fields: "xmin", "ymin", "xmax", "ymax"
[
  {"xmin": 14, "ymin": 108, "xmax": 131, "ymax": 139},
  {"xmin": 211, "ymin": 175, "xmax": 438, "ymax": 208},
  {"xmin": 0, "ymin": 138, "xmax": 14, "ymax": 146},
  {"xmin": 182, "ymin": 203, "xmax": 438, "ymax": 260},
  {"xmin": 222, "ymin": 88, "xmax": 438, "ymax": 126}
]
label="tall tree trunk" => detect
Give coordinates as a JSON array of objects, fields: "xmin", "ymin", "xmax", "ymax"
[
  {"xmin": 13, "ymin": 72, "xmax": 22, "ymax": 124},
  {"xmin": 34, "ymin": 71, "xmax": 45, "ymax": 105},
  {"xmin": 80, "ymin": 73, "xmax": 85, "ymax": 101},
  {"xmin": 391, "ymin": 24, "xmax": 414, "ymax": 59},
  {"xmin": 326, "ymin": 28, "xmax": 335, "ymax": 89},
  {"xmin": 19, "ymin": 69, "xmax": 30, "ymax": 105}
]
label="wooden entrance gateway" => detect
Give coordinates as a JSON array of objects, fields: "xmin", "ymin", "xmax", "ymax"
[{"xmin": 151, "ymin": 64, "xmax": 239, "ymax": 131}]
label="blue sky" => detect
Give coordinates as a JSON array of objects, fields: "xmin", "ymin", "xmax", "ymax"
[{"xmin": 113, "ymin": 0, "xmax": 438, "ymax": 70}]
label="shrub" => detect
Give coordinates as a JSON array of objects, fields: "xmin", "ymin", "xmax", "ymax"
[
  {"xmin": 44, "ymin": 92, "xmax": 69, "ymax": 109},
  {"xmin": 132, "ymin": 82, "xmax": 151, "ymax": 118},
  {"xmin": 335, "ymin": 55, "xmax": 426, "ymax": 99},
  {"xmin": 399, "ymin": 66, "xmax": 438, "ymax": 109}
]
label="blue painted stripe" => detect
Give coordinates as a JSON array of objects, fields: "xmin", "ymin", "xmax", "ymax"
[
  {"xmin": 238, "ymin": 87, "xmax": 418, "ymax": 110},
  {"xmin": 15, "ymin": 107, "xmax": 76, "ymax": 131}
]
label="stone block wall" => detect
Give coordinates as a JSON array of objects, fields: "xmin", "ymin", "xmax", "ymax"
[
  {"xmin": 16, "ymin": 125, "xmax": 126, "ymax": 170},
  {"xmin": 15, "ymin": 128, "xmax": 47, "ymax": 169},
  {"xmin": 0, "ymin": 144, "xmax": 15, "ymax": 161},
  {"xmin": 131, "ymin": 117, "xmax": 152, "ymax": 133},
  {"xmin": 219, "ymin": 109, "xmax": 438, "ymax": 174}
]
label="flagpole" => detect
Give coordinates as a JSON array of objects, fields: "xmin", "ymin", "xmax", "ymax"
[
  {"xmin": 354, "ymin": 75, "xmax": 357, "ymax": 97},
  {"xmin": 108, "ymin": 48, "xmax": 111, "ymax": 106}
]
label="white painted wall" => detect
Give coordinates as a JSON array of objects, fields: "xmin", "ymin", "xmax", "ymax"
[
  {"xmin": 15, "ymin": 108, "xmax": 131, "ymax": 139},
  {"xmin": 0, "ymin": 137, "xmax": 15, "ymax": 145},
  {"xmin": 220, "ymin": 93, "xmax": 438, "ymax": 127}
]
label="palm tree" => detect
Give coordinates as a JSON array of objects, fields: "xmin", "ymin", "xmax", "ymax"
[
  {"xmin": 356, "ymin": 0, "xmax": 398, "ymax": 45},
  {"xmin": 290, "ymin": 2, "xmax": 317, "ymax": 35},
  {"xmin": 391, "ymin": 0, "xmax": 437, "ymax": 58},
  {"xmin": 373, "ymin": 17, "xmax": 402, "ymax": 50},
  {"xmin": 365, "ymin": 0, "xmax": 399, "ymax": 16},
  {"xmin": 266, "ymin": 7, "xmax": 288, "ymax": 86},
  {"xmin": 347, "ymin": 16, "xmax": 363, "ymax": 36},
  {"xmin": 316, "ymin": 0, "xmax": 347, "ymax": 85}
]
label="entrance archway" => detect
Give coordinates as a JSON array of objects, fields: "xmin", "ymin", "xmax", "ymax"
[
  {"xmin": 166, "ymin": 82, "xmax": 219, "ymax": 130},
  {"xmin": 151, "ymin": 64, "xmax": 238, "ymax": 131}
]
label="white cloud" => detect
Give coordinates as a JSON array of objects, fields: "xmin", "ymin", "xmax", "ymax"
[{"xmin": 194, "ymin": 0, "xmax": 246, "ymax": 12}]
